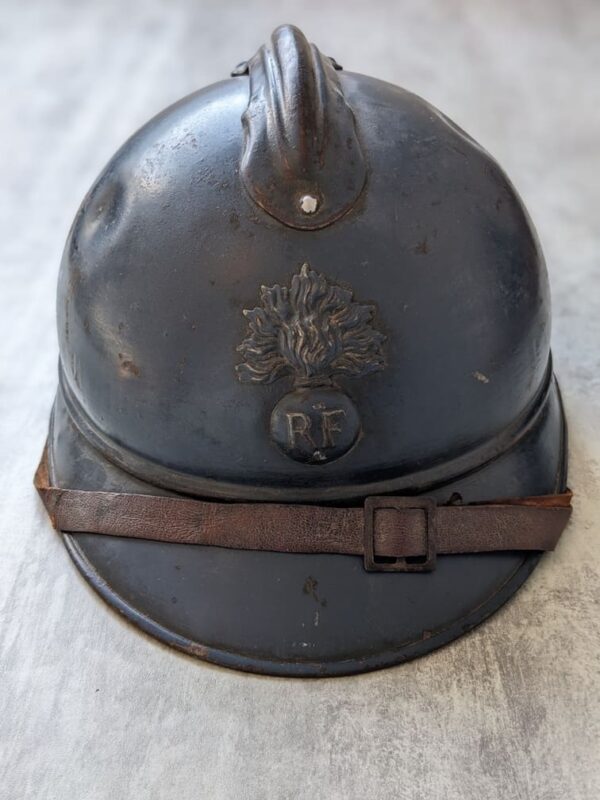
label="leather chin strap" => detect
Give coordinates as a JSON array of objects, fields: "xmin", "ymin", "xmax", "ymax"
[{"xmin": 34, "ymin": 446, "xmax": 572, "ymax": 573}]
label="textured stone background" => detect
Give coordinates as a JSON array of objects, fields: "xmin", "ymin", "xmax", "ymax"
[{"xmin": 1, "ymin": 1, "xmax": 599, "ymax": 798}]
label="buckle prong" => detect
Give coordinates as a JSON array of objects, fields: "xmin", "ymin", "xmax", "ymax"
[{"xmin": 363, "ymin": 496, "xmax": 437, "ymax": 573}]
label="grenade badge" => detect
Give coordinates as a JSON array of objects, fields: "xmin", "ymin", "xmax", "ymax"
[{"xmin": 236, "ymin": 263, "xmax": 387, "ymax": 464}]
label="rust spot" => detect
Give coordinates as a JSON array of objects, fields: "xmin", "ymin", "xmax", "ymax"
[
  {"xmin": 184, "ymin": 642, "xmax": 210, "ymax": 659},
  {"xmin": 303, "ymin": 576, "xmax": 319, "ymax": 599},
  {"xmin": 118, "ymin": 353, "xmax": 140, "ymax": 377},
  {"xmin": 303, "ymin": 576, "xmax": 327, "ymax": 607},
  {"xmin": 414, "ymin": 238, "xmax": 429, "ymax": 255}
]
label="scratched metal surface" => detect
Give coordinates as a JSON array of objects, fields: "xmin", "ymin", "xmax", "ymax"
[{"xmin": 0, "ymin": 1, "xmax": 598, "ymax": 798}]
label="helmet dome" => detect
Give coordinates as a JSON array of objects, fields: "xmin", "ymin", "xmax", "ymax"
[{"xmin": 58, "ymin": 26, "xmax": 550, "ymax": 501}]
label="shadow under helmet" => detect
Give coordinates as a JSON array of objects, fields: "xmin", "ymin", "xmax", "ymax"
[{"xmin": 36, "ymin": 25, "xmax": 571, "ymax": 676}]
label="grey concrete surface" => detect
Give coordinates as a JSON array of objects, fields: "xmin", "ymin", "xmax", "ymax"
[{"xmin": 1, "ymin": 1, "xmax": 599, "ymax": 798}]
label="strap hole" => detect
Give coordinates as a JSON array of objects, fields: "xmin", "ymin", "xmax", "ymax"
[
  {"xmin": 406, "ymin": 554, "xmax": 429, "ymax": 566},
  {"xmin": 371, "ymin": 554, "xmax": 398, "ymax": 565}
]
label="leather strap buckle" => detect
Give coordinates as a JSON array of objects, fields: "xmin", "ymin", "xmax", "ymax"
[{"xmin": 363, "ymin": 496, "xmax": 437, "ymax": 572}]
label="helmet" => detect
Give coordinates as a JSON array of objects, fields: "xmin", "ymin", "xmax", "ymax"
[{"xmin": 36, "ymin": 24, "xmax": 571, "ymax": 676}]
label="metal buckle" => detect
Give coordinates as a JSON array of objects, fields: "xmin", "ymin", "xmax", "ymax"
[{"xmin": 363, "ymin": 496, "xmax": 437, "ymax": 573}]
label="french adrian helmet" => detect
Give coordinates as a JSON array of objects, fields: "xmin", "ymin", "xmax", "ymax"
[{"xmin": 36, "ymin": 25, "xmax": 571, "ymax": 676}]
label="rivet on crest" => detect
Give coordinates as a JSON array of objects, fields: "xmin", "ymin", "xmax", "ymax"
[{"xmin": 299, "ymin": 194, "xmax": 319, "ymax": 214}]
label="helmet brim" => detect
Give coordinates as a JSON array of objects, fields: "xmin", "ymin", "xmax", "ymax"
[{"xmin": 46, "ymin": 377, "xmax": 567, "ymax": 677}]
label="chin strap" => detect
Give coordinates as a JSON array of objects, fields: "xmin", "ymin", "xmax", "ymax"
[{"xmin": 34, "ymin": 445, "xmax": 572, "ymax": 573}]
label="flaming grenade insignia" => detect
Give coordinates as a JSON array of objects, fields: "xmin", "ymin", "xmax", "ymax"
[{"xmin": 236, "ymin": 263, "xmax": 387, "ymax": 464}]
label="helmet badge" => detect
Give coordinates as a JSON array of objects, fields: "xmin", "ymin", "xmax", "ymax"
[{"xmin": 236, "ymin": 263, "xmax": 387, "ymax": 464}]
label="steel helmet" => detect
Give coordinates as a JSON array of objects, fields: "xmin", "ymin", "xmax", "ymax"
[{"xmin": 36, "ymin": 25, "xmax": 571, "ymax": 676}]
